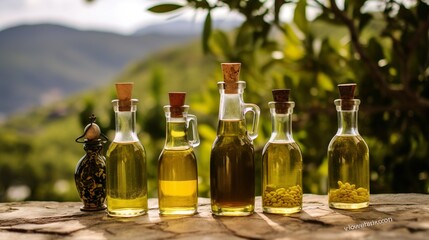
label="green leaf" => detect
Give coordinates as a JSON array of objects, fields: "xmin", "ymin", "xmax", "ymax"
[
  {"xmin": 358, "ymin": 13, "xmax": 372, "ymax": 32},
  {"xmin": 235, "ymin": 22, "xmax": 253, "ymax": 50},
  {"xmin": 293, "ymin": 0, "xmax": 308, "ymax": 33},
  {"xmin": 202, "ymin": 12, "xmax": 212, "ymax": 54},
  {"xmin": 398, "ymin": 4, "xmax": 417, "ymax": 26},
  {"xmin": 317, "ymin": 72, "xmax": 334, "ymax": 91},
  {"xmin": 417, "ymin": 1, "xmax": 429, "ymax": 21},
  {"xmin": 209, "ymin": 30, "xmax": 231, "ymax": 58},
  {"xmin": 147, "ymin": 4, "xmax": 184, "ymax": 13}
]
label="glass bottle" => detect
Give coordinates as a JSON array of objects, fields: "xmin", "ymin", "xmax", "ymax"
[
  {"xmin": 106, "ymin": 83, "xmax": 148, "ymax": 217},
  {"xmin": 158, "ymin": 92, "xmax": 200, "ymax": 216},
  {"xmin": 75, "ymin": 114, "xmax": 108, "ymax": 211},
  {"xmin": 210, "ymin": 63, "xmax": 260, "ymax": 216},
  {"xmin": 328, "ymin": 83, "xmax": 369, "ymax": 209},
  {"xmin": 262, "ymin": 89, "xmax": 303, "ymax": 214}
]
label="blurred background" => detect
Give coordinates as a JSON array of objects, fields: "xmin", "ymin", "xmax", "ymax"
[{"xmin": 0, "ymin": 0, "xmax": 428, "ymax": 202}]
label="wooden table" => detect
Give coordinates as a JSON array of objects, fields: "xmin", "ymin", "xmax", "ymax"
[{"xmin": 0, "ymin": 194, "xmax": 428, "ymax": 239}]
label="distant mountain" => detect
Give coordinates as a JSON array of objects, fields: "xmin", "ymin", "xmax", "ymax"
[
  {"xmin": 0, "ymin": 23, "xmax": 197, "ymax": 117},
  {"xmin": 134, "ymin": 20, "xmax": 202, "ymax": 36},
  {"xmin": 134, "ymin": 19, "xmax": 242, "ymax": 36}
]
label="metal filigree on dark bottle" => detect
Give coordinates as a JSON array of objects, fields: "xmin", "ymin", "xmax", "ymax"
[{"xmin": 75, "ymin": 114, "xmax": 108, "ymax": 211}]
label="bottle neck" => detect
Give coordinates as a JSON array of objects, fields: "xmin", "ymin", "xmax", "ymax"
[
  {"xmin": 84, "ymin": 141, "xmax": 103, "ymax": 153},
  {"xmin": 112, "ymin": 99, "xmax": 139, "ymax": 142},
  {"xmin": 219, "ymin": 93, "xmax": 244, "ymax": 120},
  {"xmin": 217, "ymin": 92, "xmax": 247, "ymax": 136},
  {"xmin": 164, "ymin": 118, "xmax": 190, "ymax": 149},
  {"xmin": 268, "ymin": 102, "xmax": 294, "ymax": 142},
  {"xmin": 217, "ymin": 119, "xmax": 247, "ymax": 136},
  {"xmin": 335, "ymin": 99, "xmax": 360, "ymax": 136},
  {"xmin": 217, "ymin": 81, "xmax": 245, "ymax": 121}
]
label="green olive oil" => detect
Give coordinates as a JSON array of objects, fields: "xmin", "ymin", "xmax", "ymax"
[
  {"xmin": 262, "ymin": 89, "xmax": 303, "ymax": 214},
  {"xmin": 106, "ymin": 141, "xmax": 148, "ymax": 217},
  {"xmin": 328, "ymin": 83, "xmax": 370, "ymax": 210},
  {"xmin": 328, "ymin": 135, "xmax": 369, "ymax": 209},
  {"xmin": 262, "ymin": 142, "xmax": 302, "ymax": 214},
  {"xmin": 158, "ymin": 148, "xmax": 198, "ymax": 215},
  {"xmin": 158, "ymin": 93, "xmax": 200, "ymax": 216}
]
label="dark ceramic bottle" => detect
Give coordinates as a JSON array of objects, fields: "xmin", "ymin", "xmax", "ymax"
[{"xmin": 75, "ymin": 114, "xmax": 108, "ymax": 211}]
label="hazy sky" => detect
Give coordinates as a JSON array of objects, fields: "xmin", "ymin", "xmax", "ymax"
[{"xmin": 0, "ymin": 0, "xmax": 226, "ymax": 34}]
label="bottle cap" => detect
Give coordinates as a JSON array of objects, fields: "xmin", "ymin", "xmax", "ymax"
[
  {"xmin": 115, "ymin": 82, "xmax": 133, "ymax": 111},
  {"xmin": 169, "ymin": 92, "xmax": 186, "ymax": 117},
  {"xmin": 338, "ymin": 83, "xmax": 356, "ymax": 110},
  {"xmin": 338, "ymin": 83, "xmax": 356, "ymax": 100},
  {"xmin": 272, "ymin": 89, "xmax": 290, "ymax": 114},
  {"xmin": 75, "ymin": 114, "xmax": 108, "ymax": 144},
  {"xmin": 221, "ymin": 63, "xmax": 241, "ymax": 94},
  {"xmin": 83, "ymin": 122, "xmax": 101, "ymax": 141},
  {"xmin": 272, "ymin": 89, "xmax": 290, "ymax": 102}
]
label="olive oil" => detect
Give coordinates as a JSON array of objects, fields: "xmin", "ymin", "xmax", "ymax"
[
  {"xmin": 328, "ymin": 83, "xmax": 370, "ymax": 209},
  {"xmin": 262, "ymin": 89, "xmax": 303, "ymax": 214},
  {"xmin": 158, "ymin": 148, "xmax": 198, "ymax": 215},
  {"xmin": 210, "ymin": 120, "xmax": 255, "ymax": 216},
  {"xmin": 262, "ymin": 142, "xmax": 302, "ymax": 214},
  {"xmin": 158, "ymin": 92, "xmax": 200, "ymax": 216},
  {"xmin": 328, "ymin": 135, "xmax": 369, "ymax": 209},
  {"xmin": 210, "ymin": 63, "xmax": 260, "ymax": 216},
  {"xmin": 106, "ymin": 83, "xmax": 148, "ymax": 217},
  {"xmin": 106, "ymin": 141, "xmax": 148, "ymax": 217}
]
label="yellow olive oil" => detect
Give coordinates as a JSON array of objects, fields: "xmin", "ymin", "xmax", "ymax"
[
  {"xmin": 210, "ymin": 120, "xmax": 255, "ymax": 216},
  {"xmin": 106, "ymin": 141, "xmax": 148, "ymax": 217},
  {"xmin": 262, "ymin": 142, "xmax": 303, "ymax": 214},
  {"xmin": 158, "ymin": 148, "xmax": 198, "ymax": 215},
  {"xmin": 328, "ymin": 135, "xmax": 369, "ymax": 209}
]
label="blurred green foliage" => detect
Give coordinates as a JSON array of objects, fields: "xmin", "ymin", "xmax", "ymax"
[
  {"xmin": 0, "ymin": 0, "xmax": 428, "ymax": 202},
  {"xmin": 147, "ymin": 0, "xmax": 429, "ymax": 195}
]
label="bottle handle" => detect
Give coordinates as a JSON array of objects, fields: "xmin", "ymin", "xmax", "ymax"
[
  {"xmin": 187, "ymin": 114, "xmax": 200, "ymax": 147},
  {"xmin": 243, "ymin": 103, "xmax": 260, "ymax": 140}
]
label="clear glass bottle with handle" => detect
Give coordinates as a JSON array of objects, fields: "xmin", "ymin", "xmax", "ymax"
[
  {"xmin": 158, "ymin": 92, "xmax": 200, "ymax": 216},
  {"xmin": 262, "ymin": 89, "xmax": 303, "ymax": 214},
  {"xmin": 328, "ymin": 83, "xmax": 369, "ymax": 209},
  {"xmin": 210, "ymin": 63, "xmax": 260, "ymax": 216},
  {"xmin": 106, "ymin": 82, "xmax": 148, "ymax": 217}
]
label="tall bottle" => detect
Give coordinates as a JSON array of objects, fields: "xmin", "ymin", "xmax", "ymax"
[
  {"xmin": 106, "ymin": 82, "xmax": 148, "ymax": 217},
  {"xmin": 328, "ymin": 83, "xmax": 369, "ymax": 209},
  {"xmin": 262, "ymin": 89, "xmax": 303, "ymax": 214},
  {"xmin": 210, "ymin": 63, "xmax": 260, "ymax": 216},
  {"xmin": 158, "ymin": 92, "xmax": 200, "ymax": 216}
]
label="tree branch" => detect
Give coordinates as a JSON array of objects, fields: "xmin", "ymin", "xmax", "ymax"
[{"xmin": 328, "ymin": 0, "xmax": 429, "ymax": 109}]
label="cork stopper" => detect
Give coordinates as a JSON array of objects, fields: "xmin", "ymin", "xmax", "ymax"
[
  {"xmin": 338, "ymin": 83, "xmax": 356, "ymax": 110},
  {"xmin": 272, "ymin": 89, "xmax": 290, "ymax": 114},
  {"xmin": 169, "ymin": 92, "xmax": 186, "ymax": 117},
  {"xmin": 338, "ymin": 83, "xmax": 356, "ymax": 100},
  {"xmin": 273, "ymin": 89, "xmax": 290, "ymax": 102},
  {"xmin": 115, "ymin": 82, "xmax": 133, "ymax": 111},
  {"xmin": 221, "ymin": 63, "xmax": 241, "ymax": 94}
]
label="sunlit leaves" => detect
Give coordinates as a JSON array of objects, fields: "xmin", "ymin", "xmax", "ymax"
[
  {"xmin": 208, "ymin": 30, "xmax": 232, "ymax": 60},
  {"xmin": 202, "ymin": 12, "xmax": 212, "ymax": 54},
  {"xmin": 147, "ymin": 3, "xmax": 184, "ymax": 13},
  {"xmin": 317, "ymin": 72, "xmax": 334, "ymax": 92},
  {"xmin": 293, "ymin": 0, "xmax": 308, "ymax": 34}
]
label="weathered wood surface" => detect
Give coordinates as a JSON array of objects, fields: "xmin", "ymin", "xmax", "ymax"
[{"xmin": 0, "ymin": 194, "xmax": 428, "ymax": 240}]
